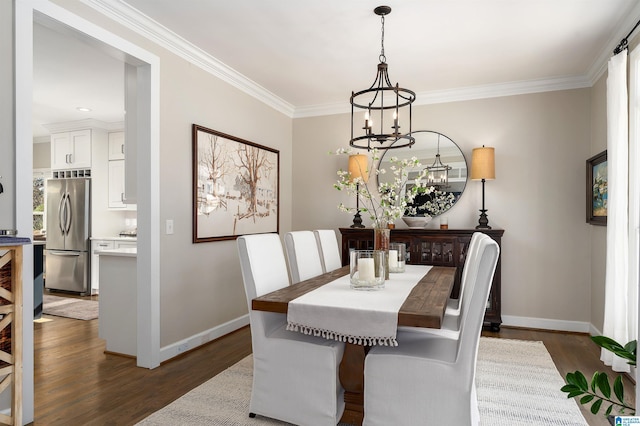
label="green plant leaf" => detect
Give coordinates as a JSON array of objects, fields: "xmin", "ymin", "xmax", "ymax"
[
  {"xmin": 592, "ymin": 336, "xmax": 624, "ymax": 352},
  {"xmin": 591, "ymin": 398, "xmax": 603, "ymax": 414},
  {"xmin": 568, "ymin": 371, "xmax": 589, "ymax": 391},
  {"xmin": 596, "ymin": 372, "xmax": 611, "ymax": 398},
  {"xmin": 580, "ymin": 395, "xmax": 594, "ymax": 404},
  {"xmin": 614, "ymin": 375, "xmax": 625, "ymax": 403},
  {"xmin": 590, "ymin": 372, "xmax": 599, "ymax": 393},
  {"xmin": 606, "ymin": 404, "xmax": 613, "ymax": 416},
  {"xmin": 624, "ymin": 341, "xmax": 637, "ymax": 366},
  {"xmin": 567, "ymin": 390, "xmax": 585, "ymax": 399},
  {"xmin": 593, "ymin": 336, "xmax": 637, "ymax": 365}
]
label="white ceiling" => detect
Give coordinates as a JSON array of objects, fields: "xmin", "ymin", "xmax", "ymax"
[
  {"xmin": 33, "ymin": 21, "xmax": 125, "ymax": 138},
  {"xmin": 33, "ymin": 0, "xmax": 640, "ymax": 137}
]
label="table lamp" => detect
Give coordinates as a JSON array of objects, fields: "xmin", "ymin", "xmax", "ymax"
[
  {"xmin": 349, "ymin": 154, "xmax": 369, "ymax": 228},
  {"xmin": 471, "ymin": 146, "xmax": 495, "ymax": 229}
]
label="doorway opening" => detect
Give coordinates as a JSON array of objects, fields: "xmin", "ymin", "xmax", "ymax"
[{"xmin": 16, "ymin": 1, "xmax": 160, "ymax": 421}]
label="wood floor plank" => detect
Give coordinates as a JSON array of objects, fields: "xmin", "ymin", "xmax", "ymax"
[{"xmin": 33, "ymin": 314, "xmax": 632, "ymax": 426}]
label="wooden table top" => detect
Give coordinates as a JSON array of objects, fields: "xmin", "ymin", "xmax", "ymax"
[{"xmin": 252, "ymin": 265, "xmax": 456, "ymax": 329}]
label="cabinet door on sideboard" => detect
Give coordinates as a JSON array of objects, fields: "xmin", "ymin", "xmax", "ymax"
[{"xmin": 339, "ymin": 228, "xmax": 504, "ymax": 330}]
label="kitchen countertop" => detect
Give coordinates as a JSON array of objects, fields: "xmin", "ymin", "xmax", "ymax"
[
  {"xmin": 0, "ymin": 237, "xmax": 31, "ymax": 246},
  {"xmin": 94, "ymin": 247, "xmax": 138, "ymax": 257},
  {"xmin": 95, "ymin": 247, "xmax": 137, "ymax": 257},
  {"xmin": 91, "ymin": 236, "xmax": 137, "ymax": 241}
]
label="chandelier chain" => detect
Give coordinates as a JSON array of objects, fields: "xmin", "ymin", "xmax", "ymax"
[{"xmin": 379, "ymin": 14, "xmax": 386, "ymax": 63}]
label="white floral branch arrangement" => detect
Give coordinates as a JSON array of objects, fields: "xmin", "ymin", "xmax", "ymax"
[
  {"xmin": 416, "ymin": 189, "xmax": 456, "ymax": 217},
  {"xmin": 332, "ymin": 147, "xmax": 434, "ymax": 227}
]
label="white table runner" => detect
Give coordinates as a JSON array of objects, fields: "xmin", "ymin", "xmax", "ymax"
[{"xmin": 287, "ymin": 265, "xmax": 432, "ymax": 346}]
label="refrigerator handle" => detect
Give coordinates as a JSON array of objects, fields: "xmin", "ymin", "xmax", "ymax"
[
  {"xmin": 58, "ymin": 192, "xmax": 66, "ymax": 235},
  {"xmin": 47, "ymin": 250, "xmax": 81, "ymax": 257},
  {"xmin": 65, "ymin": 193, "xmax": 72, "ymax": 235}
]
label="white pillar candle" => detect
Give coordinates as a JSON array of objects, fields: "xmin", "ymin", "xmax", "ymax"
[
  {"xmin": 358, "ymin": 258, "xmax": 375, "ymax": 281},
  {"xmin": 388, "ymin": 249, "xmax": 398, "ymax": 269}
]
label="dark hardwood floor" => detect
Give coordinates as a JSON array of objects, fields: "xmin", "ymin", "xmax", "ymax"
[{"xmin": 33, "ymin": 315, "xmax": 633, "ymax": 426}]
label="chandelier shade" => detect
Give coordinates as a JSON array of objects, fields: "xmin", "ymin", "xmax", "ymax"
[{"xmin": 350, "ymin": 6, "xmax": 416, "ymax": 151}]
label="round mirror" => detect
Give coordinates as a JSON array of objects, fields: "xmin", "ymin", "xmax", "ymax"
[{"xmin": 377, "ymin": 130, "xmax": 468, "ymax": 218}]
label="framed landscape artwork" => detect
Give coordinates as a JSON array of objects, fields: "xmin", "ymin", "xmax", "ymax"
[
  {"xmin": 586, "ymin": 150, "xmax": 607, "ymax": 226},
  {"xmin": 192, "ymin": 124, "xmax": 279, "ymax": 242}
]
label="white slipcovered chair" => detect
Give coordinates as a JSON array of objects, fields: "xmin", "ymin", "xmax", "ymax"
[
  {"xmin": 396, "ymin": 232, "xmax": 489, "ymax": 340},
  {"xmin": 313, "ymin": 229, "xmax": 343, "ymax": 273},
  {"xmin": 284, "ymin": 231, "xmax": 324, "ymax": 284},
  {"xmin": 447, "ymin": 232, "xmax": 485, "ymax": 314},
  {"xmin": 363, "ymin": 236, "xmax": 500, "ymax": 426},
  {"xmin": 237, "ymin": 233, "xmax": 345, "ymax": 425}
]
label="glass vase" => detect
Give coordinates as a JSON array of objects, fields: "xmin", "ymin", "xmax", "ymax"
[{"xmin": 373, "ymin": 227, "xmax": 390, "ymax": 280}]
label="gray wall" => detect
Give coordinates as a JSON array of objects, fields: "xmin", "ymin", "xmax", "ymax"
[
  {"xmin": 589, "ymin": 72, "xmax": 607, "ymax": 333},
  {"xmin": 293, "ymin": 89, "xmax": 594, "ymax": 328},
  {"xmin": 32, "ymin": 142, "xmax": 51, "ymax": 169}
]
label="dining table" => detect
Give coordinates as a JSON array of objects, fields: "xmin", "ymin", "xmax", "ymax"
[{"xmin": 251, "ymin": 264, "xmax": 456, "ymax": 426}]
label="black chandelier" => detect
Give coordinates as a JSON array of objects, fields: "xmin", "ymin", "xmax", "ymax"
[{"xmin": 350, "ymin": 6, "xmax": 416, "ymax": 151}]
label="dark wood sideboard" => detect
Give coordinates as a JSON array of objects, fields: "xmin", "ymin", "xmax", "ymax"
[{"xmin": 339, "ymin": 228, "xmax": 505, "ymax": 331}]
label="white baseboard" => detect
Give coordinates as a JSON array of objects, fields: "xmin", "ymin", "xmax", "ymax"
[
  {"xmin": 159, "ymin": 314, "xmax": 600, "ymax": 363},
  {"xmin": 160, "ymin": 314, "xmax": 249, "ymax": 363},
  {"xmin": 501, "ymin": 315, "xmax": 592, "ymax": 333},
  {"xmin": 589, "ymin": 324, "xmax": 603, "ymax": 336}
]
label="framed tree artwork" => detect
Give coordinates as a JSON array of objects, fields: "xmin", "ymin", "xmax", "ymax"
[
  {"xmin": 192, "ymin": 124, "xmax": 279, "ymax": 242},
  {"xmin": 586, "ymin": 150, "xmax": 607, "ymax": 226}
]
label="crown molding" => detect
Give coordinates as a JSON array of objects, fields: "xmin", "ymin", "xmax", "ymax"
[
  {"xmin": 84, "ymin": 0, "xmax": 636, "ymax": 120},
  {"xmin": 82, "ymin": 0, "xmax": 295, "ymax": 117},
  {"xmin": 586, "ymin": 1, "xmax": 640, "ymax": 85},
  {"xmin": 33, "ymin": 136, "xmax": 51, "ymax": 144},
  {"xmin": 416, "ymin": 75, "xmax": 593, "ymax": 105},
  {"xmin": 294, "ymin": 75, "xmax": 592, "ymax": 118},
  {"xmin": 42, "ymin": 118, "xmax": 123, "ymax": 133}
]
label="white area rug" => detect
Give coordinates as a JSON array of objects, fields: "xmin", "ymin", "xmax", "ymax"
[
  {"xmin": 137, "ymin": 337, "xmax": 587, "ymax": 425},
  {"xmin": 43, "ymin": 294, "xmax": 99, "ymax": 320}
]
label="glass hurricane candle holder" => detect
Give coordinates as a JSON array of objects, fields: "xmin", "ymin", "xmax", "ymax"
[
  {"xmin": 388, "ymin": 243, "xmax": 406, "ymax": 273},
  {"xmin": 350, "ymin": 250, "xmax": 385, "ymax": 290}
]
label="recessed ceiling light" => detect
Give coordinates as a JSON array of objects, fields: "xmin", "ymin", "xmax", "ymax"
[{"xmin": 76, "ymin": 107, "xmax": 92, "ymax": 112}]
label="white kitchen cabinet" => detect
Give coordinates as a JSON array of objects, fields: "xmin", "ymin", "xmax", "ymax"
[
  {"xmin": 91, "ymin": 238, "xmax": 136, "ymax": 293},
  {"xmin": 108, "ymin": 131, "xmax": 125, "ymax": 160},
  {"xmin": 91, "ymin": 239, "xmax": 114, "ymax": 294},
  {"xmin": 108, "ymin": 159, "xmax": 126, "ymax": 208},
  {"xmin": 51, "ymin": 129, "xmax": 92, "ymax": 170},
  {"xmin": 115, "ymin": 240, "xmax": 137, "ymax": 249}
]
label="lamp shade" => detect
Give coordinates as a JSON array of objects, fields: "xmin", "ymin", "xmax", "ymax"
[
  {"xmin": 470, "ymin": 147, "xmax": 495, "ymax": 180},
  {"xmin": 349, "ymin": 154, "xmax": 369, "ymax": 183}
]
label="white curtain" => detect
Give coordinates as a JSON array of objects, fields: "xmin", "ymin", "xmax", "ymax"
[{"xmin": 602, "ymin": 50, "xmax": 636, "ymax": 372}]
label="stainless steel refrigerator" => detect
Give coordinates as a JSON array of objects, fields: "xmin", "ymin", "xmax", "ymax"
[{"xmin": 45, "ymin": 178, "xmax": 91, "ymax": 295}]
